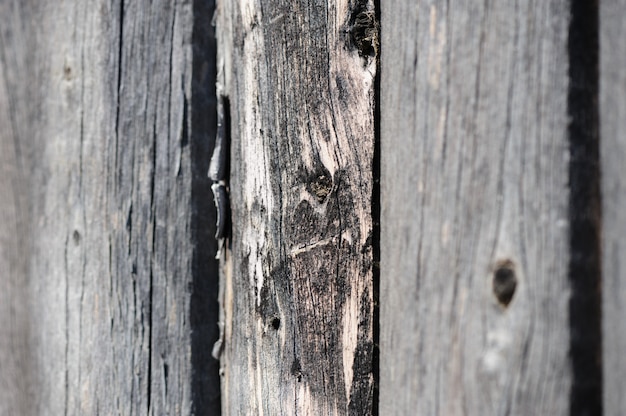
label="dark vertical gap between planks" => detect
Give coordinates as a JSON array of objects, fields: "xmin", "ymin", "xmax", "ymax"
[
  {"xmin": 190, "ymin": 0, "xmax": 221, "ymax": 414},
  {"xmin": 371, "ymin": 0, "xmax": 381, "ymax": 414},
  {"xmin": 567, "ymin": 0, "xmax": 602, "ymax": 414}
]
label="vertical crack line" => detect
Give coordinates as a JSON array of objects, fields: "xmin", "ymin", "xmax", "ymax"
[
  {"xmin": 371, "ymin": 0, "xmax": 381, "ymax": 414},
  {"xmin": 147, "ymin": 267, "xmax": 154, "ymax": 416},
  {"xmin": 78, "ymin": 2, "xmax": 87, "ymax": 197},
  {"xmin": 64, "ymin": 235, "xmax": 70, "ymax": 416},
  {"xmin": 567, "ymin": 1, "xmax": 602, "ymax": 415},
  {"xmin": 114, "ymin": 0, "xmax": 125, "ymax": 176},
  {"xmin": 189, "ymin": 0, "xmax": 221, "ymax": 413},
  {"xmin": 147, "ymin": 122, "xmax": 158, "ymax": 414}
]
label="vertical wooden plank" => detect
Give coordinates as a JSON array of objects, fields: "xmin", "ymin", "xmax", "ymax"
[
  {"xmin": 30, "ymin": 2, "xmax": 198, "ymax": 412},
  {"xmin": 0, "ymin": 2, "xmax": 36, "ymax": 414},
  {"xmin": 601, "ymin": 0, "xmax": 626, "ymax": 414},
  {"xmin": 0, "ymin": 1, "xmax": 220, "ymax": 414},
  {"xmin": 216, "ymin": 0, "xmax": 377, "ymax": 413},
  {"xmin": 381, "ymin": 2, "xmax": 574, "ymax": 414}
]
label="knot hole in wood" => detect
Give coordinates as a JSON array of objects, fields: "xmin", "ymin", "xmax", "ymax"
[
  {"xmin": 291, "ymin": 359, "xmax": 303, "ymax": 382},
  {"xmin": 72, "ymin": 230, "xmax": 81, "ymax": 246},
  {"xmin": 346, "ymin": 1, "xmax": 379, "ymax": 58},
  {"xmin": 308, "ymin": 174, "xmax": 333, "ymax": 203},
  {"xmin": 492, "ymin": 259, "xmax": 517, "ymax": 307},
  {"xmin": 270, "ymin": 317, "xmax": 281, "ymax": 330},
  {"xmin": 63, "ymin": 64, "xmax": 73, "ymax": 80}
]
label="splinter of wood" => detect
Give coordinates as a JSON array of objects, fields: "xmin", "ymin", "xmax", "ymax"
[
  {"xmin": 209, "ymin": 95, "xmax": 230, "ymax": 182},
  {"xmin": 211, "ymin": 183, "xmax": 229, "ymax": 240},
  {"xmin": 209, "ymin": 94, "xmax": 231, "ymax": 245}
]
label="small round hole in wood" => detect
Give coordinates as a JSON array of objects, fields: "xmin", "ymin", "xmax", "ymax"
[
  {"xmin": 271, "ymin": 317, "xmax": 281, "ymax": 330},
  {"xmin": 72, "ymin": 230, "xmax": 81, "ymax": 246},
  {"xmin": 63, "ymin": 65, "xmax": 72, "ymax": 80},
  {"xmin": 493, "ymin": 260, "xmax": 517, "ymax": 307}
]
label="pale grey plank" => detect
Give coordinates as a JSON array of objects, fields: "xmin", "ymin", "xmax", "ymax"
[
  {"xmin": 601, "ymin": 0, "xmax": 626, "ymax": 414},
  {"xmin": 0, "ymin": 2, "xmax": 36, "ymax": 414},
  {"xmin": 381, "ymin": 2, "xmax": 574, "ymax": 414}
]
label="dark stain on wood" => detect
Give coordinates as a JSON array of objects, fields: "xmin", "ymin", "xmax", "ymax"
[{"xmin": 493, "ymin": 259, "xmax": 518, "ymax": 307}]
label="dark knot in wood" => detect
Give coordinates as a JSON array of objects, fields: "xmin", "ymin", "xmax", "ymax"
[{"xmin": 493, "ymin": 259, "xmax": 518, "ymax": 307}]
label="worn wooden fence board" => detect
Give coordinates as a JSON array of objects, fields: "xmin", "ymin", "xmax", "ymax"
[
  {"xmin": 0, "ymin": 1, "xmax": 220, "ymax": 414},
  {"xmin": 1, "ymin": 0, "xmax": 619, "ymax": 414},
  {"xmin": 0, "ymin": 3, "xmax": 35, "ymax": 414},
  {"xmin": 215, "ymin": 0, "xmax": 377, "ymax": 413},
  {"xmin": 380, "ymin": 2, "xmax": 583, "ymax": 414},
  {"xmin": 601, "ymin": 0, "xmax": 626, "ymax": 414}
]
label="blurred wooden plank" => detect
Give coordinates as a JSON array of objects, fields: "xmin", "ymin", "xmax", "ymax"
[
  {"xmin": 380, "ymin": 2, "xmax": 575, "ymax": 414},
  {"xmin": 0, "ymin": 3, "xmax": 36, "ymax": 413},
  {"xmin": 601, "ymin": 0, "xmax": 626, "ymax": 414}
]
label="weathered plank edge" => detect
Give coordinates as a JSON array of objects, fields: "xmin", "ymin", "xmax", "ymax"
[{"xmin": 600, "ymin": 0, "xmax": 626, "ymax": 415}]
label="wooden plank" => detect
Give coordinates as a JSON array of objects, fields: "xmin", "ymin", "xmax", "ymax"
[
  {"xmin": 601, "ymin": 0, "xmax": 626, "ymax": 414},
  {"xmin": 215, "ymin": 0, "xmax": 377, "ymax": 413},
  {"xmin": 0, "ymin": 1, "xmax": 220, "ymax": 414},
  {"xmin": 380, "ymin": 2, "xmax": 575, "ymax": 414},
  {"xmin": 0, "ymin": 3, "xmax": 36, "ymax": 414}
]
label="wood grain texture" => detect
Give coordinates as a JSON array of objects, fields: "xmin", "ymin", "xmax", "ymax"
[
  {"xmin": 601, "ymin": 0, "xmax": 626, "ymax": 414},
  {"xmin": 216, "ymin": 0, "xmax": 377, "ymax": 413},
  {"xmin": 380, "ymin": 2, "xmax": 573, "ymax": 414},
  {"xmin": 0, "ymin": 1, "xmax": 220, "ymax": 414},
  {"xmin": 0, "ymin": 2, "xmax": 37, "ymax": 414}
]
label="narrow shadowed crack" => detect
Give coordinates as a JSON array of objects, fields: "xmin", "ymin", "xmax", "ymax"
[
  {"xmin": 189, "ymin": 0, "xmax": 221, "ymax": 414},
  {"xmin": 567, "ymin": 1, "xmax": 602, "ymax": 415},
  {"xmin": 371, "ymin": 0, "xmax": 381, "ymax": 414},
  {"xmin": 114, "ymin": 0, "xmax": 125, "ymax": 172}
]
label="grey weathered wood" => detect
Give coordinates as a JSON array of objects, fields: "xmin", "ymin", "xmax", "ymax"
[
  {"xmin": 381, "ymin": 2, "xmax": 574, "ymax": 414},
  {"xmin": 216, "ymin": 0, "xmax": 377, "ymax": 413},
  {"xmin": 601, "ymin": 0, "xmax": 626, "ymax": 414},
  {"xmin": 0, "ymin": 1, "xmax": 220, "ymax": 414},
  {"xmin": 0, "ymin": 3, "xmax": 36, "ymax": 414}
]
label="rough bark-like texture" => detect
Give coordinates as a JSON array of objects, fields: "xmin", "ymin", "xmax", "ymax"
[
  {"xmin": 216, "ymin": 0, "xmax": 377, "ymax": 413},
  {"xmin": 601, "ymin": 0, "xmax": 626, "ymax": 414},
  {"xmin": 0, "ymin": 1, "xmax": 220, "ymax": 414},
  {"xmin": 381, "ymin": 2, "xmax": 575, "ymax": 414}
]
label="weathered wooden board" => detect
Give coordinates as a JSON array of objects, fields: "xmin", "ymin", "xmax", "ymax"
[
  {"xmin": 0, "ymin": 3, "xmax": 36, "ymax": 414},
  {"xmin": 381, "ymin": 2, "xmax": 581, "ymax": 414},
  {"xmin": 216, "ymin": 0, "xmax": 377, "ymax": 413},
  {"xmin": 601, "ymin": 0, "xmax": 626, "ymax": 414},
  {"xmin": 0, "ymin": 1, "xmax": 220, "ymax": 414}
]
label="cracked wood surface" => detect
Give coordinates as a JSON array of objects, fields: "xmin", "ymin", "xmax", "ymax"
[
  {"xmin": 0, "ymin": 1, "xmax": 220, "ymax": 414},
  {"xmin": 216, "ymin": 0, "xmax": 377, "ymax": 413},
  {"xmin": 381, "ymin": 2, "xmax": 575, "ymax": 414}
]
